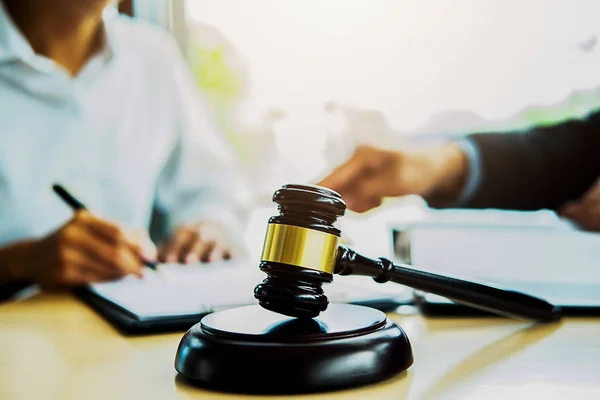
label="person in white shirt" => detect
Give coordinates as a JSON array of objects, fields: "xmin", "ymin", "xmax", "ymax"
[{"xmin": 0, "ymin": 0, "xmax": 244, "ymax": 287}]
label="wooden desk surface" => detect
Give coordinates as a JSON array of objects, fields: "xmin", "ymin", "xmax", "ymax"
[{"xmin": 1, "ymin": 292, "xmax": 599, "ymax": 400}]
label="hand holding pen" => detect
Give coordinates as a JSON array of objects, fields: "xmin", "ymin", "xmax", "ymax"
[
  {"xmin": 6, "ymin": 184, "xmax": 158, "ymax": 286},
  {"xmin": 52, "ymin": 184, "xmax": 158, "ymax": 276}
]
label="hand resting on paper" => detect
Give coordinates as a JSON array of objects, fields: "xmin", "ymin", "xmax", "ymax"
[{"xmin": 157, "ymin": 222, "xmax": 234, "ymax": 264}]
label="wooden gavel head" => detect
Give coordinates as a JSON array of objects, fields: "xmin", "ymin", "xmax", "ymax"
[{"xmin": 254, "ymin": 184, "xmax": 347, "ymax": 319}]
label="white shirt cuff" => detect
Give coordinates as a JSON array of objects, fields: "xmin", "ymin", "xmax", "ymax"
[{"xmin": 453, "ymin": 138, "xmax": 482, "ymax": 206}]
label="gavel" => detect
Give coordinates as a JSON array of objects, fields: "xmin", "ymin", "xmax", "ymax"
[
  {"xmin": 175, "ymin": 183, "xmax": 562, "ymax": 394},
  {"xmin": 253, "ymin": 184, "xmax": 561, "ymax": 322}
]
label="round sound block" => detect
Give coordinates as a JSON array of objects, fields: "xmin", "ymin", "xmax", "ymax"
[{"xmin": 174, "ymin": 303, "xmax": 413, "ymax": 394}]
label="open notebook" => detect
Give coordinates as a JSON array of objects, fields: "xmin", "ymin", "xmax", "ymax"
[{"xmin": 78, "ymin": 261, "xmax": 411, "ymax": 334}]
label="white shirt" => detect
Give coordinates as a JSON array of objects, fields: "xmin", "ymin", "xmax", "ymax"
[{"xmin": 0, "ymin": 4, "xmax": 242, "ymax": 246}]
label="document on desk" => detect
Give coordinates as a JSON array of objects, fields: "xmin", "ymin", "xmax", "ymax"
[
  {"xmin": 86, "ymin": 261, "xmax": 411, "ymax": 320},
  {"xmin": 87, "ymin": 263, "xmax": 260, "ymax": 318},
  {"xmin": 394, "ymin": 222, "xmax": 600, "ymax": 284}
]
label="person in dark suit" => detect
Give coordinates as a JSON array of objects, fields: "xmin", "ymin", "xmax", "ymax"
[{"xmin": 318, "ymin": 109, "xmax": 600, "ymax": 231}]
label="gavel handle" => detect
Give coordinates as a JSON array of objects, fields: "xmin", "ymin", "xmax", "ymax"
[{"xmin": 335, "ymin": 245, "xmax": 561, "ymax": 323}]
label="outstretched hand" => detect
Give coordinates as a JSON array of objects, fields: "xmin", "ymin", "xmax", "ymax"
[{"xmin": 318, "ymin": 144, "xmax": 468, "ymax": 213}]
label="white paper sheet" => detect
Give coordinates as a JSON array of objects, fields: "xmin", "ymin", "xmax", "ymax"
[{"xmin": 88, "ymin": 261, "xmax": 411, "ymax": 319}]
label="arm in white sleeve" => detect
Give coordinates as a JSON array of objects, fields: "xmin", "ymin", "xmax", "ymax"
[{"xmin": 154, "ymin": 39, "xmax": 246, "ymax": 239}]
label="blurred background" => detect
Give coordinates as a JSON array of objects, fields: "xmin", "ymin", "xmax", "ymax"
[{"xmin": 124, "ymin": 0, "xmax": 600, "ymax": 207}]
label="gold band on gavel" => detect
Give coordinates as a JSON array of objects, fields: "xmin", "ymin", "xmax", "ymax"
[{"xmin": 260, "ymin": 223, "xmax": 340, "ymax": 274}]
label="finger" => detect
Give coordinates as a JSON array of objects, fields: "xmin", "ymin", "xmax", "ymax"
[
  {"xmin": 564, "ymin": 206, "xmax": 600, "ymax": 232},
  {"xmin": 582, "ymin": 181, "xmax": 600, "ymax": 201},
  {"xmin": 175, "ymin": 231, "xmax": 200, "ymax": 263},
  {"xmin": 569, "ymin": 181, "xmax": 600, "ymax": 210},
  {"xmin": 583, "ymin": 191, "xmax": 600, "ymax": 204},
  {"xmin": 115, "ymin": 243, "xmax": 144, "ymax": 277},
  {"xmin": 359, "ymin": 163, "xmax": 404, "ymax": 196},
  {"xmin": 72, "ymin": 263, "xmax": 123, "ymax": 284},
  {"xmin": 76, "ymin": 212, "xmax": 148, "ymax": 261},
  {"xmin": 557, "ymin": 203, "xmax": 597, "ymax": 232},
  {"xmin": 558, "ymin": 202, "xmax": 582, "ymax": 218},
  {"xmin": 76, "ymin": 211, "xmax": 123, "ymax": 242},
  {"xmin": 127, "ymin": 230, "xmax": 158, "ymax": 262},
  {"xmin": 337, "ymin": 169, "xmax": 386, "ymax": 212},
  {"xmin": 345, "ymin": 195, "xmax": 383, "ymax": 213},
  {"xmin": 65, "ymin": 224, "xmax": 142, "ymax": 277},
  {"xmin": 196, "ymin": 240, "xmax": 216, "ymax": 263},
  {"xmin": 180, "ymin": 238, "xmax": 212, "ymax": 264},
  {"xmin": 59, "ymin": 248, "xmax": 125, "ymax": 285},
  {"xmin": 62, "ymin": 224, "xmax": 124, "ymax": 276},
  {"xmin": 318, "ymin": 149, "xmax": 369, "ymax": 193},
  {"xmin": 179, "ymin": 232, "xmax": 211, "ymax": 264},
  {"xmin": 158, "ymin": 229, "xmax": 195, "ymax": 263},
  {"xmin": 88, "ymin": 241, "xmax": 142, "ymax": 278},
  {"xmin": 207, "ymin": 244, "xmax": 230, "ymax": 263}
]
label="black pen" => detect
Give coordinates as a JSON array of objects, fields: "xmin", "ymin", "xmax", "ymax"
[{"xmin": 52, "ymin": 183, "xmax": 157, "ymax": 270}]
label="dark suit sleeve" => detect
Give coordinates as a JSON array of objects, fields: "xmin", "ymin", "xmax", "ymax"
[{"xmin": 463, "ymin": 110, "xmax": 600, "ymax": 211}]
